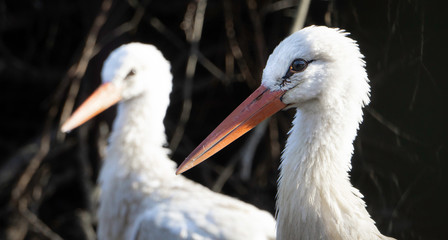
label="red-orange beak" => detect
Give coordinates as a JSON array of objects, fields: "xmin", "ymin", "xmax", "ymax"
[
  {"xmin": 176, "ymin": 85, "xmax": 287, "ymax": 174},
  {"xmin": 61, "ymin": 82, "xmax": 122, "ymax": 132}
]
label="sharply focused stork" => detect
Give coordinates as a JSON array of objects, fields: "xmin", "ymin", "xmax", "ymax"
[
  {"xmin": 177, "ymin": 26, "xmax": 395, "ymax": 239},
  {"xmin": 61, "ymin": 43, "xmax": 276, "ymax": 240}
]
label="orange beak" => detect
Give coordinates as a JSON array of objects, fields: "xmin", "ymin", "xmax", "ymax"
[
  {"xmin": 61, "ymin": 82, "xmax": 122, "ymax": 132},
  {"xmin": 176, "ymin": 85, "xmax": 287, "ymax": 174}
]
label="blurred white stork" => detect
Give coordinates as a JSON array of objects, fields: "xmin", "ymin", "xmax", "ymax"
[
  {"xmin": 177, "ymin": 26, "xmax": 395, "ymax": 239},
  {"xmin": 61, "ymin": 43, "xmax": 276, "ymax": 240}
]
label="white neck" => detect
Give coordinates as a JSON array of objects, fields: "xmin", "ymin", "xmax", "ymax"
[
  {"xmin": 103, "ymin": 92, "xmax": 175, "ymax": 179},
  {"xmin": 97, "ymin": 91, "xmax": 177, "ymax": 240},
  {"xmin": 276, "ymin": 99, "xmax": 385, "ymax": 240}
]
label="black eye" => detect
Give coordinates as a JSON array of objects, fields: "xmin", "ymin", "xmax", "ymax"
[
  {"xmin": 282, "ymin": 58, "xmax": 311, "ymax": 81},
  {"xmin": 290, "ymin": 59, "xmax": 308, "ymax": 72},
  {"xmin": 125, "ymin": 69, "xmax": 136, "ymax": 79}
]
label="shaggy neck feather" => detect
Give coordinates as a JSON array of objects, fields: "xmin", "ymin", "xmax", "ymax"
[
  {"xmin": 104, "ymin": 93, "xmax": 175, "ymax": 178},
  {"xmin": 276, "ymin": 98, "xmax": 383, "ymax": 239}
]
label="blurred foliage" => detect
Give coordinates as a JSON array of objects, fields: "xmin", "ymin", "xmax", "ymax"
[{"xmin": 0, "ymin": 0, "xmax": 447, "ymax": 239}]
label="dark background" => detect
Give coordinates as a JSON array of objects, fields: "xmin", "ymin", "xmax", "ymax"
[{"xmin": 1, "ymin": 0, "xmax": 447, "ymax": 239}]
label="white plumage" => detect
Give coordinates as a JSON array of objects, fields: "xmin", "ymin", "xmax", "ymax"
[
  {"xmin": 270, "ymin": 26, "xmax": 393, "ymax": 240},
  {"xmin": 61, "ymin": 43, "xmax": 276, "ymax": 240},
  {"xmin": 177, "ymin": 26, "xmax": 395, "ymax": 239}
]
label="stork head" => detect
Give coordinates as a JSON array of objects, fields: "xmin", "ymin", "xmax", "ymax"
[
  {"xmin": 177, "ymin": 26, "xmax": 369, "ymax": 174},
  {"xmin": 101, "ymin": 43, "xmax": 172, "ymax": 101},
  {"xmin": 262, "ymin": 26, "xmax": 369, "ymax": 109},
  {"xmin": 61, "ymin": 43, "xmax": 172, "ymax": 132}
]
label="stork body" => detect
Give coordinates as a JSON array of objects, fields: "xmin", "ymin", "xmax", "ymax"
[
  {"xmin": 62, "ymin": 43, "xmax": 276, "ymax": 240},
  {"xmin": 177, "ymin": 26, "xmax": 394, "ymax": 239}
]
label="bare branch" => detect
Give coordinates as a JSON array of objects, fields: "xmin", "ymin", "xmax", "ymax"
[
  {"xmin": 246, "ymin": 0, "xmax": 268, "ymax": 68},
  {"xmin": 239, "ymin": 120, "xmax": 269, "ymax": 180},
  {"xmin": 223, "ymin": 0, "xmax": 255, "ymax": 85},
  {"xmin": 8, "ymin": 1, "xmax": 112, "ymax": 238},
  {"xmin": 18, "ymin": 201, "xmax": 64, "ymax": 240},
  {"xmin": 366, "ymin": 108, "xmax": 421, "ymax": 144},
  {"xmin": 58, "ymin": 0, "xmax": 113, "ymax": 137},
  {"xmin": 94, "ymin": 0, "xmax": 151, "ymax": 56},
  {"xmin": 170, "ymin": 0, "xmax": 208, "ymax": 152},
  {"xmin": 289, "ymin": 0, "xmax": 311, "ymax": 34}
]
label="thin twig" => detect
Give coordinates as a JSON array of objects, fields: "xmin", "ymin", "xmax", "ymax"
[
  {"xmin": 223, "ymin": 0, "xmax": 255, "ymax": 85},
  {"xmin": 409, "ymin": 11, "xmax": 424, "ymax": 111},
  {"xmin": 235, "ymin": 0, "xmax": 270, "ymax": 181},
  {"xmin": 289, "ymin": 0, "xmax": 311, "ymax": 34},
  {"xmin": 148, "ymin": 16, "xmax": 229, "ymax": 82},
  {"xmin": 170, "ymin": 0, "xmax": 208, "ymax": 152},
  {"xmin": 268, "ymin": 116, "xmax": 281, "ymax": 161},
  {"xmin": 213, "ymin": 120, "xmax": 270, "ymax": 189},
  {"xmin": 18, "ymin": 201, "xmax": 64, "ymax": 240},
  {"xmin": 366, "ymin": 107, "xmax": 420, "ymax": 144},
  {"xmin": 93, "ymin": 0, "xmax": 150, "ymax": 56},
  {"xmin": 10, "ymin": 121, "xmax": 51, "ymax": 203},
  {"xmin": 246, "ymin": 0, "xmax": 267, "ymax": 69},
  {"xmin": 58, "ymin": 0, "xmax": 113, "ymax": 138},
  {"xmin": 240, "ymin": 120, "xmax": 269, "ymax": 180},
  {"xmin": 196, "ymin": 50, "xmax": 229, "ymax": 82},
  {"xmin": 260, "ymin": 0, "xmax": 299, "ymax": 17},
  {"xmin": 148, "ymin": 17, "xmax": 186, "ymax": 49},
  {"xmin": 212, "ymin": 154, "xmax": 240, "ymax": 192},
  {"xmin": 8, "ymin": 1, "xmax": 112, "ymax": 238}
]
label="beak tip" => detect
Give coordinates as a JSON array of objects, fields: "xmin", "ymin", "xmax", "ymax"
[
  {"xmin": 60, "ymin": 123, "xmax": 72, "ymax": 133},
  {"xmin": 176, "ymin": 85, "xmax": 287, "ymax": 175},
  {"xmin": 176, "ymin": 162, "xmax": 189, "ymax": 175},
  {"xmin": 59, "ymin": 82, "xmax": 122, "ymax": 135}
]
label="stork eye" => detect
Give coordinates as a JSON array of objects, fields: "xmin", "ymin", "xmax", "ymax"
[
  {"xmin": 125, "ymin": 69, "xmax": 136, "ymax": 79},
  {"xmin": 290, "ymin": 59, "xmax": 308, "ymax": 72},
  {"xmin": 282, "ymin": 58, "xmax": 311, "ymax": 82}
]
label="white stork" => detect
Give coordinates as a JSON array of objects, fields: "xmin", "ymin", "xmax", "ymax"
[
  {"xmin": 61, "ymin": 43, "xmax": 276, "ymax": 240},
  {"xmin": 177, "ymin": 26, "xmax": 395, "ymax": 240}
]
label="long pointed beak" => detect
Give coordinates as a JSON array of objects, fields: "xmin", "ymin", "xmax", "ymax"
[
  {"xmin": 176, "ymin": 85, "xmax": 287, "ymax": 174},
  {"xmin": 61, "ymin": 82, "xmax": 122, "ymax": 132}
]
